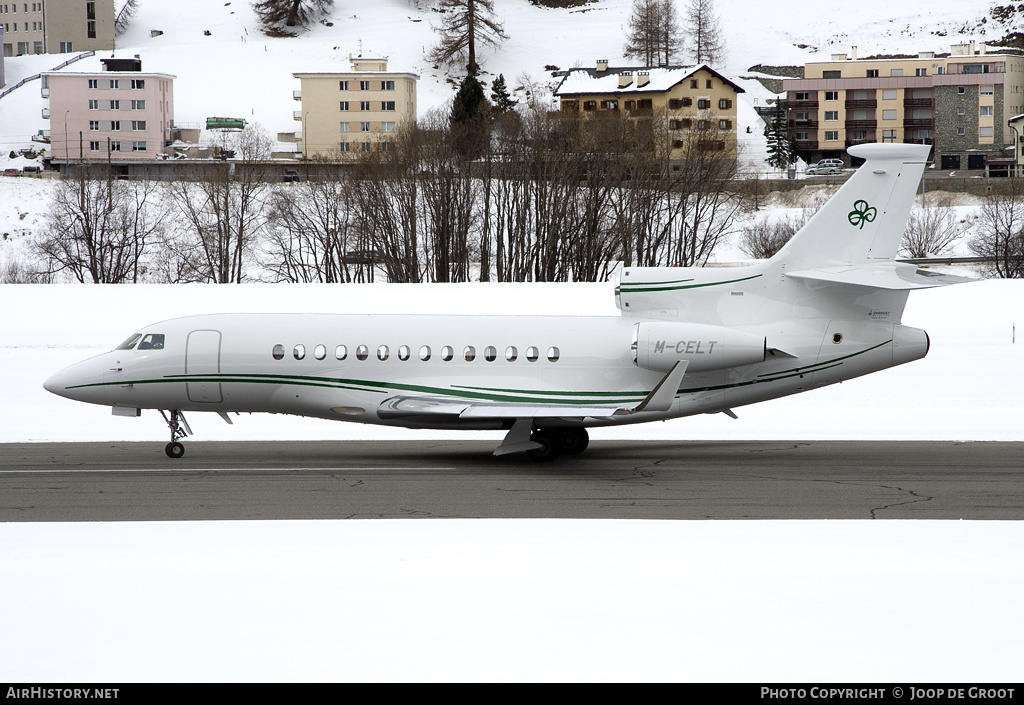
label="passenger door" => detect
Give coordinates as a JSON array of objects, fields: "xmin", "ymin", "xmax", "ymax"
[{"xmin": 185, "ymin": 330, "xmax": 223, "ymax": 403}]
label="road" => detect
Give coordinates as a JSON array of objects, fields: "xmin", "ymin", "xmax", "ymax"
[{"xmin": 1, "ymin": 440, "xmax": 1021, "ymax": 521}]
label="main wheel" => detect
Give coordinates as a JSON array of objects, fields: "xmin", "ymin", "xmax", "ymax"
[
  {"xmin": 554, "ymin": 428, "xmax": 589, "ymax": 455},
  {"xmin": 526, "ymin": 431, "xmax": 560, "ymax": 462},
  {"xmin": 165, "ymin": 442, "xmax": 185, "ymax": 459}
]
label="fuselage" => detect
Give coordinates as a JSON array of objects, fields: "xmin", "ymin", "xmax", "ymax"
[{"xmin": 43, "ymin": 306, "xmax": 929, "ymax": 431}]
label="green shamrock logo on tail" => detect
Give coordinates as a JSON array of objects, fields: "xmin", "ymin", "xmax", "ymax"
[{"xmin": 848, "ymin": 200, "xmax": 877, "ymax": 229}]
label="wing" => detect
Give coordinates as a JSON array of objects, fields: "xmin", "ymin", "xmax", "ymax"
[{"xmin": 376, "ymin": 361, "xmax": 689, "ymax": 421}]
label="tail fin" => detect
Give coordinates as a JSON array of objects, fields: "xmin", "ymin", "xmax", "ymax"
[{"xmin": 771, "ymin": 143, "xmax": 931, "ymax": 270}]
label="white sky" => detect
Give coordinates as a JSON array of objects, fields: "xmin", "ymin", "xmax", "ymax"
[{"xmin": 1, "ymin": 0, "xmax": 1022, "ymax": 682}]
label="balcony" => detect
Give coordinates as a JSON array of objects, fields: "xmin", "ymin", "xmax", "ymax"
[
  {"xmin": 293, "ymin": 110, "xmax": 303, "ymax": 121},
  {"xmin": 904, "ymin": 138, "xmax": 934, "ymax": 145},
  {"xmin": 794, "ymin": 140, "xmax": 819, "ymax": 151},
  {"xmin": 40, "ymin": 87, "xmax": 49, "ymax": 98},
  {"xmin": 845, "ymin": 138, "xmax": 874, "ymax": 148},
  {"xmin": 41, "ymin": 108, "xmax": 50, "ymax": 119},
  {"xmin": 785, "ymin": 99, "xmax": 819, "ymax": 108},
  {"xmin": 903, "ymin": 118, "xmax": 934, "ymax": 128},
  {"xmin": 789, "ymin": 119, "xmax": 819, "ymax": 128},
  {"xmin": 845, "ymin": 99, "xmax": 876, "ymax": 109},
  {"xmin": 845, "ymin": 119, "xmax": 877, "ymax": 129},
  {"xmin": 904, "ymin": 98, "xmax": 933, "ymax": 108},
  {"xmin": 293, "ymin": 90, "xmax": 302, "ymax": 101}
]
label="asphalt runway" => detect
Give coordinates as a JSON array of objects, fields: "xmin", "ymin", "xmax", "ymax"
[{"xmin": 1, "ymin": 440, "xmax": 1022, "ymax": 521}]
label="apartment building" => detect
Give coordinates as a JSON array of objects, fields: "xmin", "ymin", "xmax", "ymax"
[
  {"xmin": 1, "ymin": 0, "xmax": 114, "ymax": 57},
  {"xmin": 553, "ymin": 61, "xmax": 745, "ymax": 159},
  {"xmin": 782, "ymin": 42, "xmax": 1024, "ymax": 170},
  {"xmin": 43, "ymin": 57, "xmax": 175, "ymax": 161},
  {"xmin": 290, "ymin": 57, "xmax": 419, "ymax": 159}
]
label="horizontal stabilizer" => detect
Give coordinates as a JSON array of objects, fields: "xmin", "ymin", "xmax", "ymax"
[{"xmin": 786, "ymin": 263, "xmax": 974, "ymax": 290}]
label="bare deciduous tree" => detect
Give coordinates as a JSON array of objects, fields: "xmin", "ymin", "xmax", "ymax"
[
  {"xmin": 165, "ymin": 125, "xmax": 274, "ymax": 283},
  {"xmin": 901, "ymin": 194, "xmax": 964, "ymax": 259},
  {"xmin": 36, "ymin": 165, "xmax": 163, "ymax": 283},
  {"xmin": 262, "ymin": 160, "xmax": 368, "ymax": 283},
  {"xmin": 971, "ymin": 184, "xmax": 1024, "ymax": 278},
  {"xmin": 684, "ymin": 0, "xmax": 725, "ymax": 66},
  {"xmin": 740, "ymin": 212, "xmax": 807, "ymax": 259},
  {"xmin": 624, "ymin": 0, "xmax": 682, "ymax": 67}
]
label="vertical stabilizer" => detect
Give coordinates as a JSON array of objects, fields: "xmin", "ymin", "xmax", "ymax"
[{"xmin": 770, "ymin": 143, "xmax": 930, "ymax": 270}]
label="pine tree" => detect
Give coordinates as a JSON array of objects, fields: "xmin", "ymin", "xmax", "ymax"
[
  {"xmin": 450, "ymin": 74, "xmax": 491, "ymax": 159},
  {"xmin": 428, "ymin": 0, "xmax": 508, "ymax": 76},
  {"xmin": 490, "ymin": 74, "xmax": 516, "ymax": 113},
  {"xmin": 451, "ymin": 74, "xmax": 488, "ymax": 125},
  {"xmin": 764, "ymin": 104, "xmax": 795, "ymax": 171},
  {"xmin": 253, "ymin": 0, "xmax": 333, "ymax": 31},
  {"xmin": 684, "ymin": 0, "xmax": 725, "ymax": 66}
]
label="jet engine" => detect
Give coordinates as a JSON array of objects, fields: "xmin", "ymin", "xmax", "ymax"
[{"xmin": 632, "ymin": 322, "xmax": 767, "ymax": 372}]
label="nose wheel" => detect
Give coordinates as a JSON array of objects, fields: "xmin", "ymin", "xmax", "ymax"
[{"xmin": 159, "ymin": 410, "xmax": 192, "ymax": 459}]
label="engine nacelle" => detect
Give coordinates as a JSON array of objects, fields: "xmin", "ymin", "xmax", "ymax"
[{"xmin": 632, "ymin": 322, "xmax": 767, "ymax": 372}]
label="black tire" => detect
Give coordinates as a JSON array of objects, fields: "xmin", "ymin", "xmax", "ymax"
[
  {"xmin": 554, "ymin": 428, "xmax": 589, "ymax": 455},
  {"xmin": 165, "ymin": 442, "xmax": 185, "ymax": 459},
  {"xmin": 526, "ymin": 431, "xmax": 560, "ymax": 462}
]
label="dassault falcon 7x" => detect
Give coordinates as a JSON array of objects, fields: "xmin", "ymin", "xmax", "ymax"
[{"xmin": 44, "ymin": 144, "xmax": 965, "ymax": 460}]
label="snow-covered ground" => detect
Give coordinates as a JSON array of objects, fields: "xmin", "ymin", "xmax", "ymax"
[
  {"xmin": 3, "ymin": 1, "xmax": 1023, "ymax": 682},
  {"xmin": 2, "ymin": 278, "xmax": 1023, "ymax": 681}
]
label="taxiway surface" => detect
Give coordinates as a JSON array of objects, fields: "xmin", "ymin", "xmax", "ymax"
[{"xmin": 1, "ymin": 440, "xmax": 1021, "ymax": 521}]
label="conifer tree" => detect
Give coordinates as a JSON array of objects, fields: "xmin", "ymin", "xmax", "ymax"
[
  {"xmin": 490, "ymin": 74, "xmax": 516, "ymax": 113},
  {"xmin": 428, "ymin": 0, "xmax": 508, "ymax": 76},
  {"xmin": 253, "ymin": 0, "xmax": 333, "ymax": 32}
]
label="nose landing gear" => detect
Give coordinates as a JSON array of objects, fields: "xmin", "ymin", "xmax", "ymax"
[{"xmin": 159, "ymin": 410, "xmax": 192, "ymax": 459}]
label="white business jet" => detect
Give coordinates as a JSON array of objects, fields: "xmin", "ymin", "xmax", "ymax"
[{"xmin": 44, "ymin": 143, "xmax": 964, "ymax": 460}]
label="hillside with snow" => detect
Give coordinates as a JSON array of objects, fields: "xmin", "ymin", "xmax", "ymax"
[{"xmin": 0, "ymin": 0, "xmax": 1018, "ymax": 163}]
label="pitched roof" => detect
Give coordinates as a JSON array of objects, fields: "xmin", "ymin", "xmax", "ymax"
[{"xmin": 554, "ymin": 64, "xmax": 745, "ymax": 97}]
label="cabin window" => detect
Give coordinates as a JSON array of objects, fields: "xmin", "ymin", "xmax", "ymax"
[
  {"xmin": 526, "ymin": 346, "xmax": 539, "ymax": 362},
  {"xmin": 505, "ymin": 346, "xmax": 518, "ymax": 362},
  {"xmin": 136, "ymin": 334, "xmax": 165, "ymax": 350},
  {"xmin": 484, "ymin": 346, "xmax": 497, "ymax": 362},
  {"xmin": 117, "ymin": 333, "xmax": 143, "ymax": 350},
  {"xmin": 335, "ymin": 345, "xmax": 347, "ymax": 360},
  {"xmin": 272, "ymin": 344, "xmax": 285, "ymax": 360},
  {"xmin": 377, "ymin": 345, "xmax": 389, "ymax": 361},
  {"xmin": 441, "ymin": 345, "xmax": 454, "ymax": 361},
  {"xmin": 419, "ymin": 345, "xmax": 431, "ymax": 361},
  {"xmin": 547, "ymin": 347, "xmax": 560, "ymax": 362},
  {"xmin": 464, "ymin": 346, "xmax": 476, "ymax": 362},
  {"xmin": 314, "ymin": 344, "xmax": 326, "ymax": 360},
  {"xmin": 398, "ymin": 345, "xmax": 410, "ymax": 361},
  {"xmin": 293, "ymin": 344, "xmax": 306, "ymax": 360},
  {"xmin": 356, "ymin": 345, "xmax": 368, "ymax": 361}
]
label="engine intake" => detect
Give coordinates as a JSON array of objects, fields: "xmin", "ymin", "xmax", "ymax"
[{"xmin": 632, "ymin": 322, "xmax": 767, "ymax": 372}]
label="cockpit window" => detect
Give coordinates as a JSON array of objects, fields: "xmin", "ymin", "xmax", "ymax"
[
  {"xmin": 136, "ymin": 334, "xmax": 165, "ymax": 351},
  {"xmin": 116, "ymin": 333, "xmax": 143, "ymax": 350}
]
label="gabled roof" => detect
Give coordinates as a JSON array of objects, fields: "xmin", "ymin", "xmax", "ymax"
[{"xmin": 554, "ymin": 64, "xmax": 745, "ymax": 97}]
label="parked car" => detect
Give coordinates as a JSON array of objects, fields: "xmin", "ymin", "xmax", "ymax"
[
  {"xmin": 21, "ymin": 165, "xmax": 41, "ymax": 174},
  {"xmin": 2, "ymin": 168, "xmax": 20, "ymax": 177},
  {"xmin": 806, "ymin": 159, "xmax": 845, "ymax": 175}
]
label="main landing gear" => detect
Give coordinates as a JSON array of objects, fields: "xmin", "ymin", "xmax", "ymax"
[
  {"xmin": 526, "ymin": 427, "xmax": 590, "ymax": 462},
  {"xmin": 159, "ymin": 409, "xmax": 192, "ymax": 459}
]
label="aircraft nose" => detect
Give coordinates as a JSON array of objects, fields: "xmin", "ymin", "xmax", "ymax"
[
  {"xmin": 43, "ymin": 366, "xmax": 78, "ymax": 399},
  {"xmin": 43, "ymin": 356, "xmax": 110, "ymax": 404}
]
